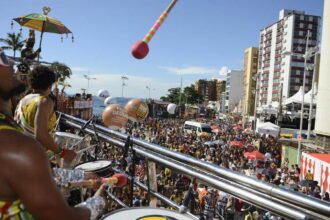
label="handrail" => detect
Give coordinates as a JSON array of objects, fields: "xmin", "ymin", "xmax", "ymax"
[{"xmin": 60, "ymin": 113, "xmax": 330, "ymax": 220}]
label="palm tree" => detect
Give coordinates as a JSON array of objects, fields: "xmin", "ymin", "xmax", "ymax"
[
  {"xmin": 50, "ymin": 61, "xmax": 72, "ymax": 83},
  {"xmin": 58, "ymin": 81, "xmax": 71, "ymax": 93},
  {"xmin": 0, "ymin": 32, "xmax": 25, "ymax": 59}
]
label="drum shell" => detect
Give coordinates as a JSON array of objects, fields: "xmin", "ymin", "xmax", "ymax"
[
  {"xmin": 101, "ymin": 207, "xmax": 193, "ymax": 220},
  {"xmin": 54, "ymin": 132, "xmax": 88, "ymax": 168},
  {"xmin": 74, "ymin": 160, "xmax": 113, "ymax": 178}
]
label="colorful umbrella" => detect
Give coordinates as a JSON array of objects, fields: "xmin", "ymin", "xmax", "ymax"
[
  {"xmin": 12, "ymin": 7, "xmax": 72, "ymax": 60},
  {"xmin": 229, "ymin": 141, "xmax": 244, "ymax": 148},
  {"xmin": 244, "ymin": 151, "xmax": 265, "ymax": 161},
  {"xmin": 233, "ymin": 125, "xmax": 243, "ymax": 130}
]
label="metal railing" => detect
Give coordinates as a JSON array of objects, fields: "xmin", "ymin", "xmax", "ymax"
[{"xmin": 60, "ymin": 113, "xmax": 330, "ymax": 220}]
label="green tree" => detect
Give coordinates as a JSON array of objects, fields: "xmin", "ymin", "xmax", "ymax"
[
  {"xmin": 50, "ymin": 61, "xmax": 72, "ymax": 83},
  {"xmin": 183, "ymin": 84, "xmax": 204, "ymax": 105},
  {"xmin": 160, "ymin": 85, "xmax": 204, "ymax": 105},
  {"xmin": 160, "ymin": 87, "xmax": 181, "ymax": 103},
  {"xmin": 0, "ymin": 32, "xmax": 25, "ymax": 58},
  {"xmin": 57, "ymin": 81, "xmax": 71, "ymax": 93}
]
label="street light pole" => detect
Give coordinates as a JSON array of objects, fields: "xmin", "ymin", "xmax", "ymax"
[
  {"xmin": 253, "ymin": 72, "xmax": 260, "ymax": 132},
  {"xmin": 297, "ymin": 30, "xmax": 310, "ymax": 165},
  {"xmin": 307, "ymin": 54, "xmax": 317, "ymax": 139},
  {"xmin": 83, "ymin": 74, "xmax": 96, "ymax": 94},
  {"xmin": 121, "ymin": 76, "xmax": 128, "ymax": 97}
]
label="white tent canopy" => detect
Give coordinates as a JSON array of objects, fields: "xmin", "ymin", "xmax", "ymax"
[
  {"xmin": 257, "ymin": 122, "xmax": 280, "ymax": 137},
  {"xmin": 304, "ymin": 88, "xmax": 317, "ymax": 104},
  {"xmin": 283, "ymin": 86, "xmax": 304, "ymax": 105},
  {"xmin": 283, "ymin": 86, "xmax": 317, "ymax": 105}
]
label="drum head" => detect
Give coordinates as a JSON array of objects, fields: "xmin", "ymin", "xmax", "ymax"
[
  {"xmin": 75, "ymin": 160, "xmax": 111, "ymax": 172},
  {"xmin": 101, "ymin": 208, "xmax": 193, "ymax": 220}
]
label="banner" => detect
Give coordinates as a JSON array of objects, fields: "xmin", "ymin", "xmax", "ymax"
[{"xmin": 300, "ymin": 152, "xmax": 330, "ymax": 193}]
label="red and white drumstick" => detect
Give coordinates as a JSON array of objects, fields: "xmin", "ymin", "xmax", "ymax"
[
  {"xmin": 68, "ymin": 173, "xmax": 127, "ymax": 188},
  {"xmin": 131, "ymin": 0, "xmax": 178, "ymax": 59}
]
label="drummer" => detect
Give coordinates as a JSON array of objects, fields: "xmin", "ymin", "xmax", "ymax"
[
  {"xmin": 0, "ymin": 50, "xmax": 103, "ymax": 219},
  {"xmin": 14, "ymin": 65, "xmax": 75, "ymax": 162}
]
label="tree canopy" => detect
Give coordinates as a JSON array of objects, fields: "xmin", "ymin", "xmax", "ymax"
[
  {"xmin": 160, "ymin": 84, "xmax": 204, "ymax": 105},
  {"xmin": 0, "ymin": 32, "xmax": 25, "ymax": 58}
]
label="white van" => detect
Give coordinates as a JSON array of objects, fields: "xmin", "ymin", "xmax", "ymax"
[{"xmin": 183, "ymin": 121, "xmax": 212, "ymax": 136}]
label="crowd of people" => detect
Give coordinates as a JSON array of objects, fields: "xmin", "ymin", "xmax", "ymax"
[
  {"xmin": 1, "ymin": 49, "xmax": 329, "ymax": 220},
  {"xmin": 98, "ymin": 117, "xmax": 330, "ymax": 220}
]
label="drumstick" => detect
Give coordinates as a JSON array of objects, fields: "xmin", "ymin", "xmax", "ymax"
[
  {"xmin": 67, "ymin": 173, "xmax": 127, "ymax": 188},
  {"xmin": 75, "ymin": 144, "xmax": 97, "ymax": 154},
  {"xmin": 131, "ymin": 0, "xmax": 178, "ymax": 59}
]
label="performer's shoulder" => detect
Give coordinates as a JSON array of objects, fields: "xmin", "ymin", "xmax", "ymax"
[{"xmin": 0, "ymin": 129, "xmax": 45, "ymax": 160}]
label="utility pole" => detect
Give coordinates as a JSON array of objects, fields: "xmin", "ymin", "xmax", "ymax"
[
  {"xmin": 179, "ymin": 77, "xmax": 182, "ymax": 117},
  {"xmin": 307, "ymin": 53, "xmax": 318, "ymax": 139},
  {"xmin": 277, "ymin": 83, "xmax": 283, "ymax": 134},
  {"xmin": 253, "ymin": 73, "xmax": 260, "ymax": 132},
  {"xmin": 83, "ymin": 74, "xmax": 96, "ymax": 94},
  {"xmin": 121, "ymin": 76, "xmax": 128, "ymax": 97},
  {"xmin": 297, "ymin": 30, "xmax": 310, "ymax": 165}
]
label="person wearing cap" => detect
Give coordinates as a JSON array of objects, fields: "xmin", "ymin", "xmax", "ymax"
[
  {"xmin": 0, "ymin": 49, "xmax": 102, "ymax": 219},
  {"xmin": 14, "ymin": 65, "xmax": 76, "ymax": 162}
]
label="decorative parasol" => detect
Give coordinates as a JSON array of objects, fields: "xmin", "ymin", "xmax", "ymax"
[
  {"xmin": 229, "ymin": 141, "xmax": 243, "ymax": 148},
  {"xmin": 244, "ymin": 151, "xmax": 265, "ymax": 161},
  {"xmin": 12, "ymin": 6, "xmax": 73, "ymax": 60}
]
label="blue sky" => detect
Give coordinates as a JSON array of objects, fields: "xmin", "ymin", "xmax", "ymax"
[{"xmin": 0, "ymin": 0, "xmax": 324, "ymax": 99}]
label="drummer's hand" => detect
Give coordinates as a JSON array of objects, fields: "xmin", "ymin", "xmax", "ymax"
[
  {"xmin": 94, "ymin": 183, "xmax": 107, "ymax": 198},
  {"xmin": 85, "ymin": 172, "xmax": 99, "ymax": 180},
  {"xmin": 62, "ymin": 149, "xmax": 77, "ymax": 162}
]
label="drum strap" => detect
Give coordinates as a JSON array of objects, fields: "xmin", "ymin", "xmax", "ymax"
[{"xmin": 0, "ymin": 113, "xmax": 22, "ymax": 132}]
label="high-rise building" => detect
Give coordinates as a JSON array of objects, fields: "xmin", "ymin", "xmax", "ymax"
[
  {"xmin": 242, "ymin": 47, "xmax": 259, "ymax": 117},
  {"xmin": 194, "ymin": 79, "xmax": 224, "ymax": 104},
  {"xmin": 225, "ymin": 70, "xmax": 244, "ymax": 113},
  {"xmin": 257, "ymin": 9, "xmax": 321, "ymax": 107},
  {"xmin": 216, "ymin": 80, "xmax": 226, "ymax": 101}
]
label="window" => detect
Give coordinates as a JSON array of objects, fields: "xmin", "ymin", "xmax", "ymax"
[
  {"xmin": 309, "ymin": 16, "xmax": 314, "ymax": 22},
  {"xmin": 308, "ymin": 24, "xmax": 313, "ymax": 29},
  {"xmin": 300, "ymin": 23, "xmax": 304, "ymax": 28},
  {"xmin": 300, "ymin": 15, "xmax": 305, "ymax": 20},
  {"xmin": 299, "ymin": 31, "xmax": 304, "ymax": 36}
]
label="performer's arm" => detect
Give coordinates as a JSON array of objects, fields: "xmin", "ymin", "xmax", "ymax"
[{"xmin": 6, "ymin": 131, "xmax": 91, "ymax": 220}]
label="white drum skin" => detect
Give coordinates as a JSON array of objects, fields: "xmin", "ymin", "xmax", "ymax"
[{"xmin": 101, "ymin": 207, "xmax": 193, "ymax": 220}]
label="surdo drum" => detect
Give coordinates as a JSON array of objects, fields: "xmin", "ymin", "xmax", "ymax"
[
  {"xmin": 101, "ymin": 207, "xmax": 193, "ymax": 220},
  {"xmin": 54, "ymin": 132, "xmax": 89, "ymax": 168},
  {"xmin": 74, "ymin": 160, "xmax": 112, "ymax": 178}
]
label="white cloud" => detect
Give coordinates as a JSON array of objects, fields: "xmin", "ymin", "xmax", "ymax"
[
  {"xmin": 160, "ymin": 66, "xmax": 217, "ymax": 75},
  {"xmin": 70, "ymin": 67, "xmax": 89, "ymax": 73},
  {"xmin": 219, "ymin": 66, "xmax": 230, "ymax": 76}
]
